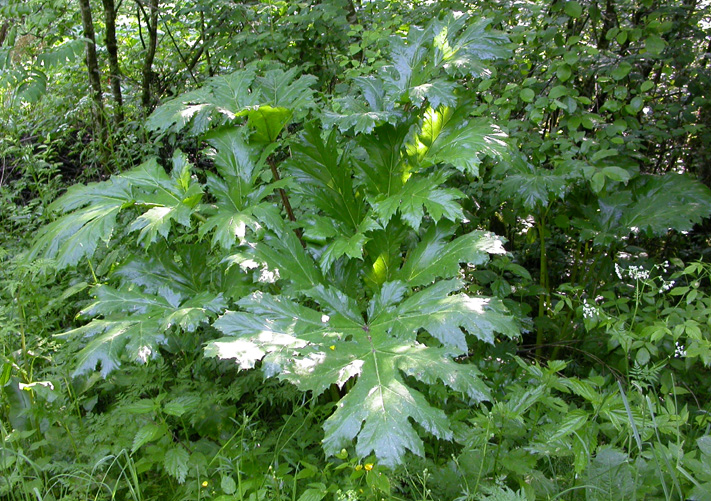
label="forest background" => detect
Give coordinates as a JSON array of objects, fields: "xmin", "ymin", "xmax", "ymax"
[{"xmin": 2, "ymin": 0, "xmax": 711, "ymax": 499}]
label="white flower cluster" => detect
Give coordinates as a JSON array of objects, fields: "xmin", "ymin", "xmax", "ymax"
[
  {"xmin": 658, "ymin": 279, "xmax": 676, "ymax": 294},
  {"xmin": 615, "ymin": 263, "xmax": 650, "ymax": 280},
  {"xmin": 582, "ymin": 298, "xmax": 598, "ymax": 319},
  {"xmin": 674, "ymin": 342, "xmax": 686, "ymax": 358},
  {"xmin": 627, "ymin": 265, "xmax": 650, "ymax": 281},
  {"xmin": 615, "ymin": 262, "xmax": 676, "ymax": 294}
]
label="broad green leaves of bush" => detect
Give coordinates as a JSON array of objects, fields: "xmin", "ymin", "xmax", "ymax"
[{"xmin": 29, "ymin": 13, "xmax": 520, "ymax": 467}]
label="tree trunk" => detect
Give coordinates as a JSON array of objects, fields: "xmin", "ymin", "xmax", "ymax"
[
  {"xmin": 0, "ymin": 21, "xmax": 9, "ymax": 47},
  {"xmin": 140, "ymin": 0, "xmax": 159, "ymax": 111},
  {"xmin": 101, "ymin": 0, "xmax": 123, "ymax": 125},
  {"xmin": 78, "ymin": 0, "xmax": 108, "ymax": 159}
]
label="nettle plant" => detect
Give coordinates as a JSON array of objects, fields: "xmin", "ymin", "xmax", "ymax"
[{"xmin": 29, "ymin": 13, "xmax": 520, "ymax": 466}]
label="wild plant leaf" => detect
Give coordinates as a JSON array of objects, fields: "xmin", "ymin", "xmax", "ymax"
[
  {"xmin": 322, "ymin": 77, "xmax": 401, "ymax": 135},
  {"xmin": 27, "ymin": 177, "xmax": 132, "ymax": 268},
  {"xmin": 372, "ymin": 171, "xmax": 464, "ymax": 231},
  {"xmin": 208, "ymin": 68, "xmax": 259, "ymax": 117},
  {"xmin": 318, "ymin": 231, "xmax": 369, "ymax": 274},
  {"xmin": 204, "ymin": 126, "xmax": 262, "ymax": 185},
  {"xmin": 322, "ymin": 97, "xmax": 392, "ymax": 135},
  {"xmin": 145, "ymin": 87, "xmax": 213, "ymax": 134},
  {"xmin": 316, "ymin": 217, "xmax": 379, "ymax": 273},
  {"xmin": 586, "ymin": 447, "xmax": 635, "ymax": 500},
  {"xmin": 208, "ymin": 270, "xmax": 517, "ymax": 466},
  {"xmin": 354, "ymin": 122, "xmax": 411, "ymax": 197},
  {"xmin": 248, "ymin": 69, "xmax": 320, "ymax": 140},
  {"xmin": 254, "ymin": 224, "xmax": 324, "ymax": 289},
  {"xmin": 164, "ymin": 446, "xmax": 190, "ymax": 484},
  {"xmin": 163, "ymin": 395, "xmax": 202, "ymax": 417},
  {"xmin": 579, "ymin": 174, "xmax": 711, "ymax": 245},
  {"xmin": 126, "ymin": 153, "xmax": 202, "ymax": 247},
  {"xmin": 409, "ymin": 80, "xmax": 458, "ymax": 109},
  {"xmin": 498, "ymin": 155, "xmax": 568, "ymax": 209},
  {"xmin": 395, "ymin": 223, "xmax": 506, "ymax": 286},
  {"xmin": 619, "ymin": 174, "xmax": 711, "ymax": 235},
  {"xmin": 132, "ymin": 423, "xmax": 168, "ymax": 453},
  {"xmin": 364, "ymin": 224, "xmax": 412, "ymax": 289},
  {"xmin": 247, "ymin": 105, "xmax": 293, "ymax": 143},
  {"xmin": 254, "ymin": 67, "xmax": 317, "ymax": 115},
  {"xmin": 148, "ymin": 67, "xmax": 316, "ymax": 137},
  {"xmin": 408, "ymin": 105, "xmax": 507, "ymax": 176},
  {"xmin": 432, "ymin": 14, "xmax": 511, "ymax": 77},
  {"xmin": 30, "ymin": 152, "xmax": 205, "ymax": 268},
  {"xmin": 286, "ymin": 125, "xmax": 366, "ymax": 229},
  {"xmin": 63, "ymin": 318, "xmax": 160, "ymax": 377},
  {"xmin": 381, "ymin": 25, "xmax": 431, "ymax": 100},
  {"xmin": 198, "ymin": 128, "xmax": 276, "ymax": 248},
  {"xmin": 373, "ymin": 279, "xmax": 519, "ymax": 352},
  {"xmin": 148, "ymin": 68, "xmax": 257, "ymax": 136},
  {"xmin": 62, "ymin": 284, "xmax": 224, "ymax": 377},
  {"xmin": 113, "ymin": 244, "xmax": 212, "ymax": 297}
]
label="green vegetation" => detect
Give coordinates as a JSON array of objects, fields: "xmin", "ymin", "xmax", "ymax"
[{"xmin": 2, "ymin": 0, "xmax": 711, "ymax": 499}]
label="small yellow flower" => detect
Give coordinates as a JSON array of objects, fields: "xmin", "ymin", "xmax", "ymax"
[
  {"xmin": 355, "ymin": 464, "xmax": 363, "ymax": 471},
  {"xmin": 201, "ymin": 480, "xmax": 208, "ymax": 487},
  {"xmin": 329, "ymin": 345, "xmax": 336, "ymax": 350},
  {"xmin": 364, "ymin": 463, "xmax": 374, "ymax": 471}
]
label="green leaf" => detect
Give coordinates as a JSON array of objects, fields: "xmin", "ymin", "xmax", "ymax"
[
  {"xmin": 127, "ymin": 153, "xmax": 202, "ymax": 248},
  {"xmin": 433, "ymin": 15, "xmax": 511, "ymax": 76},
  {"xmin": 564, "ymin": 1, "xmax": 583, "ymax": 18},
  {"xmin": 62, "ymin": 281, "xmax": 223, "ymax": 377},
  {"xmin": 286, "ymin": 125, "xmax": 365, "ymax": 229},
  {"xmin": 221, "ymin": 476, "xmax": 237, "ymax": 495},
  {"xmin": 255, "ymin": 67, "xmax": 318, "ymax": 112},
  {"xmin": 519, "ymin": 88, "xmax": 535, "ymax": 103},
  {"xmin": 148, "ymin": 67, "xmax": 316, "ymax": 136},
  {"xmin": 372, "ymin": 172, "xmax": 464, "ymax": 231},
  {"xmin": 297, "ymin": 488, "xmax": 326, "ymax": 501},
  {"xmin": 132, "ymin": 423, "xmax": 168, "ymax": 453},
  {"xmin": 407, "ymin": 105, "xmax": 507, "ymax": 176},
  {"xmin": 318, "ymin": 228, "xmax": 371, "ymax": 274},
  {"xmin": 246, "ymin": 105, "xmax": 293, "ymax": 143},
  {"xmin": 626, "ymin": 96, "xmax": 644, "ymax": 113},
  {"xmin": 409, "ymin": 80, "xmax": 458, "ymax": 109},
  {"xmin": 645, "ymin": 34, "xmax": 665, "ymax": 56},
  {"xmin": 586, "ymin": 447, "xmax": 634, "ymax": 500},
  {"xmin": 611, "ymin": 63, "xmax": 632, "ymax": 81},
  {"xmin": 204, "ymin": 68, "xmax": 258, "ymax": 118},
  {"xmin": 163, "ymin": 395, "xmax": 201, "ymax": 417},
  {"xmin": 164, "ymin": 446, "xmax": 190, "ymax": 484},
  {"xmin": 557, "ymin": 64, "xmax": 572, "ymax": 82},
  {"xmin": 395, "ymin": 223, "xmax": 506, "ymax": 286},
  {"xmin": 113, "ymin": 244, "xmax": 211, "ymax": 297},
  {"xmin": 619, "ymin": 174, "xmax": 711, "ymax": 235},
  {"xmin": 209, "ymin": 277, "xmax": 518, "ymax": 467},
  {"xmin": 321, "ymin": 351, "xmax": 453, "ymax": 468},
  {"xmin": 255, "ymin": 223, "xmax": 324, "ymax": 289},
  {"xmin": 198, "ymin": 128, "xmax": 270, "ymax": 249},
  {"xmin": 28, "ymin": 177, "xmax": 132, "ymax": 269},
  {"xmin": 354, "ymin": 122, "xmax": 411, "ymax": 197},
  {"xmin": 498, "ymin": 155, "xmax": 567, "ymax": 209},
  {"xmin": 145, "ymin": 88, "xmax": 213, "ymax": 134}
]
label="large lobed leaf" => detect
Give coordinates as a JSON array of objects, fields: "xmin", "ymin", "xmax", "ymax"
[
  {"xmin": 207, "ymin": 231, "xmax": 518, "ymax": 466},
  {"xmin": 63, "ymin": 283, "xmax": 225, "ymax": 377},
  {"xmin": 147, "ymin": 66, "xmax": 317, "ymax": 138},
  {"xmin": 28, "ymin": 152, "xmax": 202, "ymax": 269}
]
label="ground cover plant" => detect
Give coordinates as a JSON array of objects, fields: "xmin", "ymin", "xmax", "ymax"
[{"xmin": 2, "ymin": 0, "xmax": 711, "ymax": 499}]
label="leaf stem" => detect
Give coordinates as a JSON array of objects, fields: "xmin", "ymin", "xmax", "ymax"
[
  {"xmin": 536, "ymin": 214, "xmax": 550, "ymax": 359},
  {"xmin": 267, "ymin": 155, "xmax": 305, "ymax": 247}
]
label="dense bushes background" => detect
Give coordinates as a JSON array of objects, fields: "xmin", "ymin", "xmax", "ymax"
[{"xmin": 2, "ymin": 0, "xmax": 711, "ymax": 499}]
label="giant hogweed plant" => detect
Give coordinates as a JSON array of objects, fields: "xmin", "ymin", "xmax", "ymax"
[{"xmin": 28, "ymin": 13, "xmax": 520, "ymax": 467}]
